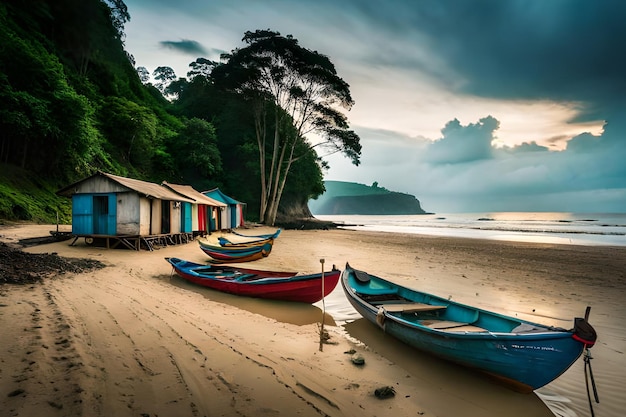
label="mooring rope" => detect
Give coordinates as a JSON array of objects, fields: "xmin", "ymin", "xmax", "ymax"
[{"xmin": 583, "ymin": 347, "xmax": 599, "ymax": 417}]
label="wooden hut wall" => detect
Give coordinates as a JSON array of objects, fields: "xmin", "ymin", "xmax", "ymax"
[
  {"xmin": 237, "ymin": 204, "xmax": 244, "ymax": 227},
  {"xmin": 138, "ymin": 197, "xmax": 152, "ymax": 235},
  {"xmin": 220, "ymin": 206, "xmax": 230, "ymax": 230},
  {"xmin": 170, "ymin": 201, "xmax": 182, "ymax": 234},
  {"xmin": 70, "ymin": 176, "xmax": 126, "ymax": 236},
  {"xmin": 71, "ymin": 193, "xmax": 116, "ymax": 235},
  {"xmin": 150, "ymin": 199, "xmax": 163, "ymax": 235},
  {"xmin": 74, "ymin": 176, "xmax": 127, "ymax": 194},
  {"xmin": 115, "ymin": 192, "xmax": 141, "ymax": 235},
  {"xmin": 232, "ymin": 204, "xmax": 243, "ymax": 228},
  {"xmin": 192, "ymin": 204, "xmax": 200, "ymax": 232}
]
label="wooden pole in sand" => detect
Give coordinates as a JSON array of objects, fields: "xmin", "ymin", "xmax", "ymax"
[{"xmin": 319, "ymin": 258, "xmax": 326, "ymax": 352}]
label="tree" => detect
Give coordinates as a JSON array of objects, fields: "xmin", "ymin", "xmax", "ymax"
[
  {"xmin": 99, "ymin": 97, "xmax": 158, "ymax": 170},
  {"xmin": 187, "ymin": 58, "xmax": 218, "ymax": 80},
  {"xmin": 171, "ymin": 117, "xmax": 222, "ymax": 180},
  {"xmin": 211, "ymin": 29, "xmax": 361, "ymax": 225},
  {"xmin": 153, "ymin": 66, "xmax": 177, "ymax": 96},
  {"xmin": 136, "ymin": 66, "xmax": 150, "ymax": 83},
  {"xmin": 103, "ymin": 0, "xmax": 130, "ymax": 42}
]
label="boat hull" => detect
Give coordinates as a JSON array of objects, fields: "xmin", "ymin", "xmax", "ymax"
[
  {"xmin": 166, "ymin": 258, "xmax": 340, "ymax": 303},
  {"xmin": 217, "ymin": 229, "xmax": 281, "ymax": 247},
  {"xmin": 198, "ymin": 240, "xmax": 273, "ymax": 263},
  {"xmin": 341, "ymin": 263, "xmax": 595, "ymax": 392}
]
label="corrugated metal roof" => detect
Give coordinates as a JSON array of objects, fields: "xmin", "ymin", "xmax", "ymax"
[
  {"xmin": 98, "ymin": 172, "xmax": 195, "ymax": 202},
  {"xmin": 161, "ymin": 182, "xmax": 227, "ymax": 207}
]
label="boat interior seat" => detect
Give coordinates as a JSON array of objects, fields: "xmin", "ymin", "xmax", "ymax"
[
  {"xmin": 380, "ymin": 303, "xmax": 447, "ymax": 313},
  {"xmin": 234, "ymin": 274, "xmax": 258, "ymax": 281},
  {"xmin": 420, "ymin": 320, "xmax": 488, "ymax": 333},
  {"xmin": 194, "ymin": 267, "xmax": 216, "ymax": 274},
  {"xmin": 511, "ymin": 323, "xmax": 546, "ymax": 333}
]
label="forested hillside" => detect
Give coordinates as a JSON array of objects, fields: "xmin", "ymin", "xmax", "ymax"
[{"xmin": 0, "ymin": 1, "xmax": 355, "ymax": 225}]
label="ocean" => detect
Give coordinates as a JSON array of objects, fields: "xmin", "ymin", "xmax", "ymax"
[{"xmin": 314, "ymin": 212, "xmax": 626, "ymax": 247}]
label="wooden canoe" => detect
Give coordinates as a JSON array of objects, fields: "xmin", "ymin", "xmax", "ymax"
[
  {"xmin": 166, "ymin": 257, "xmax": 340, "ymax": 303},
  {"xmin": 341, "ymin": 263, "xmax": 597, "ymax": 392}
]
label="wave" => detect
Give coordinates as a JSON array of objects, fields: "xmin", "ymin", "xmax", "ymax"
[{"xmin": 316, "ymin": 213, "xmax": 626, "ymax": 246}]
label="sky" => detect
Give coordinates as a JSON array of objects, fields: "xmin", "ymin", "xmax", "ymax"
[{"xmin": 123, "ymin": 0, "xmax": 626, "ymax": 213}]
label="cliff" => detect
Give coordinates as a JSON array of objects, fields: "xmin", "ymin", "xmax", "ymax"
[{"xmin": 308, "ymin": 181, "xmax": 430, "ymax": 215}]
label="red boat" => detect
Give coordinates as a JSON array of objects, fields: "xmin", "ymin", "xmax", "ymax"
[{"xmin": 165, "ymin": 257, "xmax": 340, "ymax": 303}]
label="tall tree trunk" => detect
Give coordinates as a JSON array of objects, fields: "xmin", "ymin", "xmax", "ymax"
[
  {"xmin": 261, "ymin": 111, "xmax": 283, "ymax": 224},
  {"xmin": 264, "ymin": 147, "xmax": 284, "ymax": 225},
  {"xmin": 254, "ymin": 102, "xmax": 268, "ymax": 220},
  {"xmin": 267, "ymin": 134, "xmax": 298, "ymax": 225}
]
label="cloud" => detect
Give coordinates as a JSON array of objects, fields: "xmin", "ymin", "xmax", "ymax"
[
  {"xmin": 159, "ymin": 39, "xmax": 207, "ymax": 55},
  {"xmin": 325, "ymin": 115, "xmax": 625, "ymax": 212},
  {"xmin": 378, "ymin": 1, "xmax": 626, "ymax": 116},
  {"xmin": 426, "ymin": 116, "xmax": 499, "ymax": 164}
]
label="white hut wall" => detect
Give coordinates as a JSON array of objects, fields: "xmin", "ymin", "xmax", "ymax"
[
  {"xmin": 235, "ymin": 204, "xmax": 243, "ymax": 227},
  {"xmin": 138, "ymin": 197, "xmax": 153, "ymax": 235},
  {"xmin": 170, "ymin": 201, "xmax": 182, "ymax": 234},
  {"xmin": 220, "ymin": 206, "xmax": 230, "ymax": 230},
  {"xmin": 115, "ymin": 192, "xmax": 141, "ymax": 235},
  {"xmin": 151, "ymin": 199, "xmax": 163, "ymax": 234},
  {"xmin": 191, "ymin": 204, "xmax": 199, "ymax": 231}
]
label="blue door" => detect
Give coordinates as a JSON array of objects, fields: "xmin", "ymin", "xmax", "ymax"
[
  {"xmin": 93, "ymin": 194, "xmax": 116, "ymax": 235},
  {"xmin": 72, "ymin": 194, "xmax": 116, "ymax": 235},
  {"xmin": 181, "ymin": 202, "xmax": 192, "ymax": 232},
  {"xmin": 72, "ymin": 194, "xmax": 93, "ymax": 235}
]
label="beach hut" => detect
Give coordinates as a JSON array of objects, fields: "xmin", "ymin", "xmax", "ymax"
[
  {"xmin": 161, "ymin": 182, "xmax": 227, "ymax": 235},
  {"xmin": 56, "ymin": 171, "xmax": 195, "ymax": 249},
  {"xmin": 202, "ymin": 188, "xmax": 245, "ymax": 230}
]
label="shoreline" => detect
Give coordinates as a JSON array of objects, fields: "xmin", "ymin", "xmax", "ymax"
[{"xmin": 1, "ymin": 224, "xmax": 624, "ymax": 416}]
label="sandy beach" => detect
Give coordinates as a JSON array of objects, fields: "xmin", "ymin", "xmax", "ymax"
[{"xmin": 1, "ymin": 224, "xmax": 624, "ymax": 417}]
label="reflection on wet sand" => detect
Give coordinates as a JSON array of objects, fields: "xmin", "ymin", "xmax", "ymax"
[
  {"xmin": 164, "ymin": 273, "xmax": 336, "ymax": 326},
  {"xmin": 343, "ymin": 318, "xmax": 555, "ymax": 416}
]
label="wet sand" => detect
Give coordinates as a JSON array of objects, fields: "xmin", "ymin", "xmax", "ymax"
[{"xmin": 1, "ymin": 224, "xmax": 624, "ymax": 416}]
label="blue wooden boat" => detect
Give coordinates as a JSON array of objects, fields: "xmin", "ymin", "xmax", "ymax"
[
  {"xmin": 198, "ymin": 239, "xmax": 273, "ymax": 263},
  {"xmin": 341, "ymin": 263, "xmax": 597, "ymax": 392},
  {"xmin": 217, "ymin": 228, "xmax": 281, "ymax": 247}
]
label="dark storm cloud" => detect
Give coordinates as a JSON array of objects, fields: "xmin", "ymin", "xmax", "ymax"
[
  {"xmin": 369, "ymin": 1, "xmax": 625, "ymax": 109},
  {"xmin": 160, "ymin": 39, "xmax": 207, "ymax": 55},
  {"xmin": 310, "ymin": 0, "xmax": 625, "ymax": 126}
]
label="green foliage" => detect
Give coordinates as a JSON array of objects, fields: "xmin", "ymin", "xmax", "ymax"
[
  {"xmin": 99, "ymin": 96, "xmax": 159, "ymax": 171},
  {"xmin": 211, "ymin": 29, "xmax": 361, "ymax": 224},
  {"xmin": 0, "ymin": 3, "xmax": 336, "ymax": 224},
  {"xmin": 167, "ymin": 118, "xmax": 222, "ymax": 182},
  {"xmin": 308, "ymin": 181, "xmax": 427, "ymax": 216},
  {"xmin": 316, "ymin": 181, "xmax": 393, "ymax": 197},
  {"xmin": 0, "ymin": 164, "xmax": 71, "ymax": 223}
]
